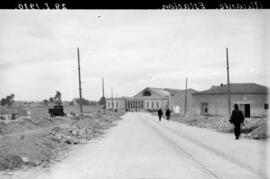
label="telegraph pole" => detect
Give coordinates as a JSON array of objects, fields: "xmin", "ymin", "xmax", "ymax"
[
  {"xmin": 226, "ymin": 47, "xmax": 231, "ymax": 116},
  {"xmin": 184, "ymin": 77, "xmax": 188, "ymax": 116},
  {"xmin": 102, "ymin": 77, "xmax": 105, "ymax": 98},
  {"xmin": 111, "ymin": 88, "xmax": 114, "ymax": 111},
  {"xmin": 102, "ymin": 77, "xmax": 105, "ymax": 113},
  {"xmin": 77, "ymin": 47, "xmax": 83, "ymax": 116}
]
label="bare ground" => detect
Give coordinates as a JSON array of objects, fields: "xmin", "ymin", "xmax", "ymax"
[
  {"xmin": 5, "ymin": 112, "xmax": 267, "ymax": 179},
  {"xmin": 150, "ymin": 112, "xmax": 268, "ymax": 140},
  {"xmin": 0, "ymin": 110, "xmax": 124, "ymax": 172}
]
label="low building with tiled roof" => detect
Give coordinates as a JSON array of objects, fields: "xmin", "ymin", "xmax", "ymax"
[
  {"xmin": 0, "ymin": 106, "xmax": 28, "ymax": 120},
  {"xmin": 192, "ymin": 83, "xmax": 269, "ymax": 117}
]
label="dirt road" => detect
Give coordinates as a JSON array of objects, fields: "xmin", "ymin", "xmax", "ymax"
[{"xmin": 1, "ymin": 112, "xmax": 268, "ymax": 179}]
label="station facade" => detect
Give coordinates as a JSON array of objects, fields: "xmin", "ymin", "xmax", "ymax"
[{"xmin": 106, "ymin": 87, "xmax": 196, "ymax": 114}]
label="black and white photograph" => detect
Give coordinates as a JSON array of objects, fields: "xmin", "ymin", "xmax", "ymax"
[{"xmin": 0, "ymin": 8, "xmax": 269, "ymax": 179}]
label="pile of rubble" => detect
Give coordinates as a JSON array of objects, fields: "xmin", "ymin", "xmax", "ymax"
[
  {"xmin": 246, "ymin": 119, "xmax": 268, "ymax": 139},
  {"xmin": 171, "ymin": 113, "xmax": 268, "ymax": 140},
  {"xmin": 0, "ymin": 111, "xmax": 123, "ymax": 171}
]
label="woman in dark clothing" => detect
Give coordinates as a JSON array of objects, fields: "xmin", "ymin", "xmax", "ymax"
[
  {"xmin": 165, "ymin": 108, "xmax": 171, "ymax": 121},
  {"xmin": 230, "ymin": 104, "xmax": 245, "ymax": 139},
  {"xmin": 157, "ymin": 108, "xmax": 163, "ymax": 122}
]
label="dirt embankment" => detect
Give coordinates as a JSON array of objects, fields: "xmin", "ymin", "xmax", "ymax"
[
  {"xmin": 169, "ymin": 113, "xmax": 268, "ymax": 140},
  {"xmin": 0, "ymin": 111, "xmax": 124, "ymax": 172}
]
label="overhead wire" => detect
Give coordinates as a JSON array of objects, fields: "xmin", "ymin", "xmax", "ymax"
[{"xmin": 159, "ymin": 12, "xmax": 189, "ymax": 61}]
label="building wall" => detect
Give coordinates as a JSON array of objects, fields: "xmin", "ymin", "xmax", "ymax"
[
  {"xmin": 105, "ymin": 88, "xmax": 195, "ymax": 113},
  {"xmin": 171, "ymin": 92, "xmax": 193, "ymax": 115},
  {"xmin": 144, "ymin": 98, "xmax": 168, "ymax": 110},
  {"xmin": 106, "ymin": 99, "xmax": 125, "ymax": 110},
  {"xmin": 106, "ymin": 98, "xmax": 170, "ymax": 111},
  {"xmin": 192, "ymin": 93, "xmax": 268, "ymax": 117}
]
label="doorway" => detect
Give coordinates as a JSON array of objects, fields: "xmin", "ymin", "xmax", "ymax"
[
  {"xmin": 244, "ymin": 104, "xmax": 250, "ymax": 117},
  {"xmin": 239, "ymin": 104, "xmax": 250, "ymax": 118}
]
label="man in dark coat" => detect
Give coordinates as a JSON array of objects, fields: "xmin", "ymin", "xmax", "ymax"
[
  {"xmin": 229, "ymin": 104, "xmax": 245, "ymax": 139},
  {"xmin": 157, "ymin": 108, "xmax": 163, "ymax": 122},
  {"xmin": 165, "ymin": 108, "xmax": 171, "ymax": 121}
]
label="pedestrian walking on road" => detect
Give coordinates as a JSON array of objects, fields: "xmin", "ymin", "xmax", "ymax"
[
  {"xmin": 229, "ymin": 104, "xmax": 245, "ymax": 140},
  {"xmin": 157, "ymin": 108, "xmax": 163, "ymax": 122},
  {"xmin": 165, "ymin": 108, "xmax": 171, "ymax": 121}
]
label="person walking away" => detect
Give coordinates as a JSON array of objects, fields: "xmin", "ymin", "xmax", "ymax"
[
  {"xmin": 229, "ymin": 104, "xmax": 245, "ymax": 139},
  {"xmin": 165, "ymin": 108, "xmax": 171, "ymax": 121},
  {"xmin": 157, "ymin": 108, "xmax": 163, "ymax": 122}
]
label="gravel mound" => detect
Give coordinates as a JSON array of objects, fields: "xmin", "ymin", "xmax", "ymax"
[
  {"xmin": 0, "ymin": 111, "xmax": 124, "ymax": 171},
  {"xmin": 0, "ymin": 118, "xmax": 38, "ymax": 135},
  {"xmin": 171, "ymin": 113, "xmax": 268, "ymax": 140}
]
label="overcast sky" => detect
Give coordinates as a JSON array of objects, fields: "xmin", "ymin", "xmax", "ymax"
[{"xmin": 0, "ymin": 10, "xmax": 269, "ymax": 101}]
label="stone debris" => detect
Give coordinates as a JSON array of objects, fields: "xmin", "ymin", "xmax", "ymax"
[
  {"xmin": 0, "ymin": 110, "xmax": 124, "ymax": 172},
  {"xmin": 170, "ymin": 113, "xmax": 268, "ymax": 140}
]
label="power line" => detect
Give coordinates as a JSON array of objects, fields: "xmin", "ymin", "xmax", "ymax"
[{"xmin": 160, "ymin": 12, "xmax": 189, "ymax": 61}]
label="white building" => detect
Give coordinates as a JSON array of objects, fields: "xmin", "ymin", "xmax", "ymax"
[{"xmin": 106, "ymin": 87, "xmax": 196, "ymax": 114}]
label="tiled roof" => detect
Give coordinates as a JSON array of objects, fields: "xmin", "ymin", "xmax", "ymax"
[
  {"xmin": 148, "ymin": 87, "xmax": 197, "ymax": 97},
  {"xmin": 165, "ymin": 88, "xmax": 197, "ymax": 95},
  {"xmin": 193, "ymin": 83, "xmax": 269, "ymax": 95},
  {"xmin": 150, "ymin": 88, "xmax": 171, "ymax": 97}
]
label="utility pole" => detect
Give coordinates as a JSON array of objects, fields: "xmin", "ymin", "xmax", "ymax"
[
  {"xmin": 102, "ymin": 77, "xmax": 105, "ymax": 113},
  {"xmin": 77, "ymin": 47, "xmax": 83, "ymax": 116},
  {"xmin": 184, "ymin": 77, "xmax": 188, "ymax": 116},
  {"xmin": 102, "ymin": 77, "xmax": 105, "ymax": 98},
  {"xmin": 226, "ymin": 47, "xmax": 231, "ymax": 117},
  {"xmin": 19, "ymin": 95, "xmax": 21, "ymax": 107},
  {"xmin": 111, "ymin": 88, "xmax": 114, "ymax": 111}
]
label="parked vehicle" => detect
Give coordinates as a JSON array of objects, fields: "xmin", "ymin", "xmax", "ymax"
[{"xmin": 48, "ymin": 105, "xmax": 65, "ymax": 117}]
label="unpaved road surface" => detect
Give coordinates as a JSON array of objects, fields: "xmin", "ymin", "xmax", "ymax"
[{"xmin": 1, "ymin": 112, "xmax": 269, "ymax": 179}]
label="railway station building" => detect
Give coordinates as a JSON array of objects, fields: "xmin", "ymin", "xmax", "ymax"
[{"xmin": 106, "ymin": 87, "xmax": 197, "ymax": 114}]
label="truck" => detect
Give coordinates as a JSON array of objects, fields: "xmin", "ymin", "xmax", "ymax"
[{"xmin": 48, "ymin": 105, "xmax": 65, "ymax": 117}]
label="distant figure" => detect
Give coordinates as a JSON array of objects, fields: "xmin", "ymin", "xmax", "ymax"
[
  {"xmin": 229, "ymin": 104, "xmax": 245, "ymax": 140},
  {"xmin": 165, "ymin": 108, "xmax": 171, "ymax": 121},
  {"xmin": 157, "ymin": 108, "xmax": 163, "ymax": 122}
]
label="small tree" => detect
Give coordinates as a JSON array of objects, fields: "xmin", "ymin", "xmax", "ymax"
[
  {"xmin": 49, "ymin": 97, "xmax": 54, "ymax": 104},
  {"xmin": 0, "ymin": 94, "xmax": 15, "ymax": 106},
  {"xmin": 43, "ymin": 99, "xmax": 49, "ymax": 106},
  {"xmin": 69, "ymin": 101, "xmax": 75, "ymax": 106},
  {"xmin": 74, "ymin": 98, "xmax": 90, "ymax": 105},
  {"xmin": 54, "ymin": 91, "xmax": 62, "ymax": 105},
  {"xmin": 98, "ymin": 96, "xmax": 106, "ymax": 109}
]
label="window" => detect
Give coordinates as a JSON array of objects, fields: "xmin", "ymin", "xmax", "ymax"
[
  {"xmin": 152, "ymin": 102, "xmax": 154, "ymax": 108},
  {"xmin": 264, "ymin": 104, "xmax": 269, "ymax": 110},
  {"xmin": 143, "ymin": 90, "xmax": 151, "ymax": 96},
  {"xmin": 146, "ymin": 102, "xmax": 149, "ymax": 108},
  {"xmin": 201, "ymin": 103, "xmax": 208, "ymax": 115},
  {"xmin": 156, "ymin": 102, "xmax": 159, "ymax": 108},
  {"xmin": 108, "ymin": 102, "xmax": 110, "ymax": 108}
]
